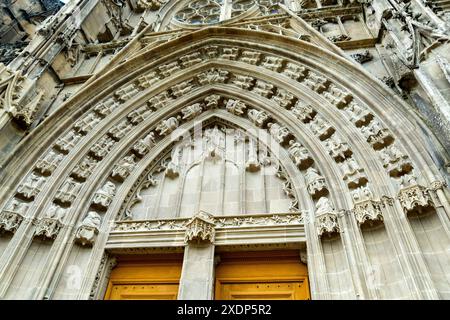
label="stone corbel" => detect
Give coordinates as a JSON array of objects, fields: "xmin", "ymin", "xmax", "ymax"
[
  {"xmin": 33, "ymin": 218, "xmax": 63, "ymax": 240},
  {"xmin": 316, "ymin": 212, "xmax": 341, "ymax": 239},
  {"xmin": 0, "ymin": 210, "xmax": 24, "ymax": 234},
  {"xmin": 184, "ymin": 211, "xmax": 215, "ymax": 244},
  {"xmin": 353, "ymin": 200, "xmax": 384, "ymax": 229},
  {"xmin": 398, "ymin": 184, "xmax": 434, "ymax": 217}
]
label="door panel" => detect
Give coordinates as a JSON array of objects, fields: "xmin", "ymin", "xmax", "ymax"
[
  {"xmin": 215, "ymin": 251, "xmax": 310, "ymax": 300},
  {"xmin": 104, "ymin": 255, "xmax": 183, "ymax": 300}
]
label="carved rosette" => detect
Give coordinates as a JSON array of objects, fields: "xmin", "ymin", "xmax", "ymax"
[
  {"xmin": 353, "ymin": 200, "xmax": 384, "ymax": 229},
  {"xmin": 184, "ymin": 211, "xmax": 216, "ymax": 244},
  {"xmin": 0, "ymin": 210, "xmax": 24, "ymax": 234},
  {"xmin": 34, "ymin": 218, "xmax": 63, "ymax": 240},
  {"xmin": 398, "ymin": 184, "xmax": 433, "ymax": 216},
  {"xmin": 316, "ymin": 212, "xmax": 340, "ymax": 238}
]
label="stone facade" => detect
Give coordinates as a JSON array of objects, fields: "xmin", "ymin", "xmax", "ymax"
[{"xmin": 0, "ymin": 0, "xmax": 449, "ymax": 300}]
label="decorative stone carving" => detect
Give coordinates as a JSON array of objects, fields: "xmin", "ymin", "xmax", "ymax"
[
  {"xmin": 350, "ymin": 50, "xmax": 373, "ymax": 64},
  {"xmin": 17, "ymin": 173, "xmax": 46, "ymax": 200},
  {"xmin": 197, "ymin": 69, "xmax": 229, "ymax": 85},
  {"xmin": 71, "ymin": 156, "xmax": 98, "ymax": 181},
  {"xmin": 204, "ymin": 94, "xmax": 221, "ymax": 109},
  {"xmin": 248, "ymin": 109, "xmax": 270, "ymax": 127},
  {"xmin": 344, "ymin": 101, "xmax": 372, "ymax": 127},
  {"xmin": 379, "ymin": 144, "xmax": 413, "ymax": 177},
  {"xmin": 184, "ymin": 211, "xmax": 215, "ymax": 244},
  {"xmin": 55, "ymin": 177, "xmax": 82, "ymax": 205},
  {"xmin": 271, "ymin": 89, "xmax": 296, "ymax": 109},
  {"xmin": 181, "ymin": 103, "xmax": 203, "ymax": 120},
  {"xmin": 136, "ymin": 0, "xmax": 167, "ymax": 11},
  {"xmin": 136, "ymin": 72, "xmax": 160, "ymax": 89},
  {"xmin": 309, "ymin": 116, "xmax": 334, "ymax": 140},
  {"xmin": 305, "ymin": 167, "xmax": 328, "ymax": 199},
  {"xmin": 158, "ymin": 62, "xmax": 181, "ymax": 78},
  {"xmin": 114, "ymin": 84, "xmax": 140, "ymax": 102},
  {"xmin": 92, "ymin": 181, "xmax": 116, "ymax": 210},
  {"xmin": 34, "ymin": 203, "xmax": 66, "ymax": 240},
  {"xmin": 288, "ymin": 140, "xmax": 313, "ymax": 170},
  {"xmin": 171, "ymin": 80, "xmax": 194, "ymax": 97},
  {"xmin": 34, "ymin": 217, "xmax": 63, "ymax": 240},
  {"xmin": 324, "ymin": 134, "xmax": 352, "ymax": 162},
  {"xmin": 128, "ymin": 105, "xmax": 153, "ymax": 124},
  {"xmin": 240, "ymin": 50, "xmax": 261, "ymax": 65},
  {"xmin": 55, "ymin": 130, "xmax": 83, "ymax": 154},
  {"xmin": 339, "ymin": 158, "xmax": 367, "ymax": 188},
  {"xmin": 108, "ymin": 120, "xmax": 134, "ymax": 141},
  {"xmin": 253, "ymin": 80, "xmax": 274, "ymax": 98},
  {"xmin": 155, "ymin": 117, "xmax": 179, "ymax": 136},
  {"xmin": 74, "ymin": 113, "xmax": 101, "ymax": 135},
  {"xmin": 133, "ymin": 132, "xmax": 156, "ymax": 156},
  {"xmin": 351, "ymin": 185, "xmax": 374, "ymax": 203},
  {"xmin": 180, "ymin": 52, "xmax": 202, "ymax": 68},
  {"xmin": 262, "ymin": 56, "xmax": 284, "ymax": 72},
  {"xmin": 225, "ymin": 99, "xmax": 247, "ymax": 116},
  {"xmin": 291, "ymin": 101, "xmax": 316, "ymax": 123},
  {"xmin": 303, "ymin": 72, "xmax": 329, "ymax": 93},
  {"xmin": 315, "ymin": 197, "xmax": 334, "ymax": 216},
  {"xmin": 353, "ymin": 200, "xmax": 384, "ymax": 229},
  {"xmin": 0, "ymin": 199, "xmax": 27, "ymax": 233},
  {"xmin": 232, "ymin": 75, "xmax": 255, "ymax": 90},
  {"xmin": 93, "ymin": 98, "xmax": 118, "ymax": 117},
  {"xmin": 90, "ymin": 136, "xmax": 115, "ymax": 159},
  {"xmin": 315, "ymin": 198, "xmax": 340, "ymax": 238},
  {"xmin": 323, "ymin": 84, "xmax": 352, "ymax": 108},
  {"xmin": 147, "ymin": 91, "xmax": 172, "ymax": 110},
  {"xmin": 36, "ymin": 149, "xmax": 64, "ymax": 176},
  {"xmin": 328, "ymin": 34, "xmax": 351, "ymax": 42},
  {"xmin": 203, "ymin": 45, "xmax": 219, "ymax": 59},
  {"xmin": 361, "ymin": 119, "xmax": 393, "ymax": 149},
  {"xmin": 267, "ymin": 122, "xmax": 291, "ymax": 145},
  {"xmin": 221, "ymin": 47, "xmax": 239, "ymax": 60},
  {"xmin": 112, "ymin": 155, "xmax": 137, "ymax": 181},
  {"xmin": 75, "ymin": 211, "xmax": 102, "ymax": 246},
  {"xmin": 165, "ymin": 147, "xmax": 181, "ymax": 179},
  {"xmin": 282, "ymin": 62, "xmax": 308, "ymax": 81},
  {"xmin": 398, "ymin": 183, "xmax": 433, "ymax": 217},
  {"xmin": 205, "ymin": 126, "xmax": 224, "ymax": 161},
  {"xmin": 246, "ymin": 138, "xmax": 260, "ymax": 172}
]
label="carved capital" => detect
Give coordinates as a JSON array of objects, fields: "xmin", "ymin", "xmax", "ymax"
[{"xmin": 184, "ymin": 211, "xmax": 216, "ymax": 244}]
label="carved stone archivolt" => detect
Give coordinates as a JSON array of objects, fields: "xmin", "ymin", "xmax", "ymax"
[{"xmin": 0, "ymin": 20, "xmax": 448, "ymax": 300}]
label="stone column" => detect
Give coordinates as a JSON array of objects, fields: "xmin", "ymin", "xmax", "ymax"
[
  {"xmin": 177, "ymin": 211, "xmax": 216, "ymax": 300},
  {"xmin": 178, "ymin": 243, "xmax": 215, "ymax": 300}
]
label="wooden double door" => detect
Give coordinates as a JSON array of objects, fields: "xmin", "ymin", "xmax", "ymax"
[
  {"xmin": 104, "ymin": 251, "xmax": 310, "ymax": 300},
  {"xmin": 215, "ymin": 251, "xmax": 310, "ymax": 300}
]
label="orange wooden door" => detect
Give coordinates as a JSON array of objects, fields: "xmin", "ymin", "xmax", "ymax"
[
  {"xmin": 104, "ymin": 254, "xmax": 183, "ymax": 300},
  {"xmin": 215, "ymin": 251, "xmax": 310, "ymax": 300}
]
